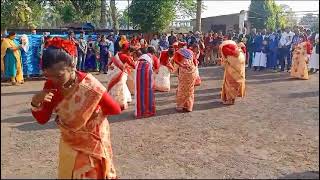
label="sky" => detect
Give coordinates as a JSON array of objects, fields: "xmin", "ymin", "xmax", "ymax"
[{"xmin": 115, "ymin": 0, "xmax": 319, "ymax": 19}]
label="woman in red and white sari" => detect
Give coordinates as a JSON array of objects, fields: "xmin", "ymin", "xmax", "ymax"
[
  {"xmin": 106, "ymin": 41, "xmax": 136, "ymax": 110},
  {"xmin": 154, "ymin": 47, "xmax": 175, "ymax": 92},
  {"xmin": 219, "ymin": 40, "xmax": 246, "ymax": 105},
  {"xmin": 174, "ymin": 48, "xmax": 197, "ymax": 112}
]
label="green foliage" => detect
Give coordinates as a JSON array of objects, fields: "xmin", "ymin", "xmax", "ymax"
[
  {"xmin": 273, "ymin": 4, "xmax": 287, "ymax": 30},
  {"xmin": 1, "ymin": 0, "xmax": 45, "ymax": 29},
  {"xmin": 55, "ymin": 1, "xmax": 77, "ymax": 23},
  {"xmin": 110, "ymin": 0, "xmax": 118, "ymax": 32},
  {"xmin": 249, "ymin": 0, "xmax": 290, "ymax": 31},
  {"xmin": 128, "ymin": 0, "xmax": 197, "ymax": 32},
  {"xmin": 248, "ymin": 0, "xmax": 268, "ymax": 30},
  {"xmin": 54, "ymin": 0, "xmax": 100, "ymax": 24},
  {"xmin": 1, "ymin": 0, "xmax": 200, "ymax": 31},
  {"xmin": 128, "ymin": 0, "xmax": 174, "ymax": 32}
]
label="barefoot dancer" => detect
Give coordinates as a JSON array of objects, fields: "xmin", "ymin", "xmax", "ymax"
[
  {"xmin": 290, "ymin": 41, "xmax": 312, "ymax": 80},
  {"xmin": 31, "ymin": 37, "xmax": 121, "ymax": 179},
  {"xmin": 173, "ymin": 48, "xmax": 197, "ymax": 112},
  {"xmin": 154, "ymin": 47, "xmax": 175, "ymax": 92},
  {"xmin": 134, "ymin": 48, "xmax": 156, "ymax": 118},
  {"xmin": 219, "ymin": 40, "xmax": 246, "ymax": 105},
  {"xmin": 106, "ymin": 40, "xmax": 135, "ymax": 110}
]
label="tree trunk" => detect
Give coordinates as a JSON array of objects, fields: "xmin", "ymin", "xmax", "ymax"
[
  {"xmin": 127, "ymin": 0, "xmax": 130, "ymax": 30},
  {"xmin": 110, "ymin": 0, "xmax": 119, "ymax": 33},
  {"xmin": 100, "ymin": 0, "xmax": 107, "ymax": 28},
  {"xmin": 195, "ymin": 0, "xmax": 202, "ymax": 32}
]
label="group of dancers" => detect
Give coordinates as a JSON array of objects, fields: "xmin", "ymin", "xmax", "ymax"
[
  {"xmin": 29, "ymin": 29, "xmax": 316, "ymax": 178},
  {"xmin": 29, "ymin": 35, "xmax": 246, "ymax": 178},
  {"xmin": 104, "ymin": 35, "xmax": 246, "ymax": 118}
]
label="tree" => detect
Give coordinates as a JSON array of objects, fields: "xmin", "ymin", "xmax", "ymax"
[
  {"xmin": 273, "ymin": 3, "xmax": 287, "ymax": 30},
  {"xmin": 248, "ymin": 0, "xmax": 268, "ymax": 30},
  {"xmin": 300, "ymin": 13, "xmax": 319, "ymax": 31},
  {"xmin": 1, "ymin": 0, "xmax": 45, "ymax": 29},
  {"xmin": 110, "ymin": 0, "xmax": 119, "ymax": 32},
  {"xmin": 195, "ymin": 0, "xmax": 201, "ymax": 32},
  {"xmin": 249, "ymin": 0, "xmax": 290, "ymax": 31},
  {"xmin": 100, "ymin": 0, "xmax": 108, "ymax": 28},
  {"xmin": 280, "ymin": 4, "xmax": 298, "ymax": 28},
  {"xmin": 128, "ymin": 0, "xmax": 197, "ymax": 32},
  {"xmin": 265, "ymin": 0, "xmax": 288, "ymax": 31}
]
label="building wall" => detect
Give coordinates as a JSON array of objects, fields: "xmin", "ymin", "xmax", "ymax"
[{"xmin": 191, "ymin": 12, "xmax": 250, "ymax": 34}]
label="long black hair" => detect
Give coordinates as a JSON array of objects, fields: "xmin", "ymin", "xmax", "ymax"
[{"xmin": 42, "ymin": 47, "xmax": 73, "ymax": 70}]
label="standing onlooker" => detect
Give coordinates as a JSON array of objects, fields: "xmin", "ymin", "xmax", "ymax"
[
  {"xmin": 291, "ymin": 27, "xmax": 301, "ymax": 51},
  {"xmin": 114, "ymin": 34, "xmax": 121, "ymax": 55},
  {"xmin": 95, "ymin": 34, "xmax": 102, "ymax": 72},
  {"xmin": 216, "ymin": 31, "xmax": 225, "ymax": 65},
  {"xmin": 77, "ymin": 31, "xmax": 87, "ymax": 71},
  {"xmin": 20, "ymin": 34, "xmax": 31, "ymax": 79},
  {"xmin": 238, "ymin": 27, "xmax": 247, "ymax": 41},
  {"xmin": 252, "ymin": 29, "xmax": 268, "ymax": 71},
  {"xmin": 1, "ymin": 32, "xmax": 24, "ymax": 85},
  {"xmin": 107, "ymin": 34, "xmax": 115, "ymax": 56},
  {"xmin": 84, "ymin": 35, "xmax": 97, "ymax": 72},
  {"xmin": 246, "ymin": 28, "xmax": 257, "ymax": 68},
  {"xmin": 99, "ymin": 35, "xmax": 110, "ymax": 74},
  {"xmin": 159, "ymin": 34, "xmax": 169, "ymax": 51},
  {"xmin": 278, "ymin": 27, "xmax": 295, "ymax": 72},
  {"xmin": 204, "ymin": 32, "xmax": 213, "ymax": 66},
  {"xmin": 212, "ymin": 32, "xmax": 220, "ymax": 65},
  {"xmin": 267, "ymin": 31, "xmax": 279, "ymax": 71},
  {"xmin": 187, "ymin": 31, "xmax": 197, "ymax": 47},
  {"xmin": 198, "ymin": 37, "xmax": 206, "ymax": 67},
  {"xmin": 150, "ymin": 34, "xmax": 160, "ymax": 53},
  {"xmin": 67, "ymin": 31, "xmax": 78, "ymax": 69},
  {"xmin": 178, "ymin": 33, "xmax": 186, "ymax": 42},
  {"xmin": 168, "ymin": 31, "xmax": 177, "ymax": 46},
  {"xmin": 309, "ymin": 32, "xmax": 319, "ymax": 73}
]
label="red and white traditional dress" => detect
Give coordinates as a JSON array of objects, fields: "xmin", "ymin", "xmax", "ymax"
[
  {"xmin": 154, "ymin": 50, "xmax": 174, "ymax": 92},
  {"xmin": 290, "ymin": 41, "xmax": 312, "ymax": 80},
  {"xmin": 219, "ymin": 40, "xmax": 246, "ymax": 105},
  {"xmin": 32, "ymin": 71, "xmax": 121, "ymax": 179},
  {"xmin": 106, "ymin": 51, "xmax": 135, "ymax": 110},
  {"xmin": 174, "ymin": 48, "xmax": 197, "ymax": 112}
]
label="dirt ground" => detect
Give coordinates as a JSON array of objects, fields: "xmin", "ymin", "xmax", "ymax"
[{"xmin": 1, "ymin": 66, "xmax": 319, "ymax": 179}]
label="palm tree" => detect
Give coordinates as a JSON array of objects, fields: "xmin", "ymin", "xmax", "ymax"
[
  {"xmin": 100, "ymin": 0, "xmax": 107, "ymax": 28},
  {"xmin": 110, "ymin": 0, "xmax": 119, "ymax": 32},
  {"xmin": 195, "ymin": 0, "xmax": 202, "ymax": 32}
]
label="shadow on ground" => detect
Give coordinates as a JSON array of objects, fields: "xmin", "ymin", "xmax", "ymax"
[
  {"xmin": 287, "ymin": 91, "xmax": 319, "ymax": 99},
  {"xmin": 1, "ymin": 90, "xmax": 39, "ymax": 96},
  {"xmin": 278, "ymin": 171, "xmax": 319, "ymax": 179},
  {"xmin": 1, "ymin": 116, "xmax": 35, "ymax": 124},
  {"xmin": 1, "ymin": 115, "xmax": 57, "ymax": 131}
]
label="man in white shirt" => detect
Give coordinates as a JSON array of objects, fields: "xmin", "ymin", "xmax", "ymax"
[
  {"xmin": 107, "ymin": 35, "xmax": 115, "ymax": 56},
  {"xmin": 278, "ymin": 27, "xmax": 295, "ymax": 71},
  {"xmin": 150, "ymin": 34, "xmax": 160, "ymax": 53}
]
